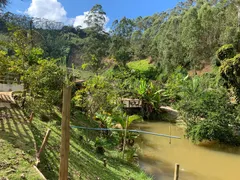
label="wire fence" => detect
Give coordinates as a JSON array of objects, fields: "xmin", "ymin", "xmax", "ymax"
[{"xmin": 70, "ymin": 125, "xmax": 181, "ymax": 139}]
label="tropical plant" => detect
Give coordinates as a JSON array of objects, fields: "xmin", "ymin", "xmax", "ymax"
[
  {"xmin": 177, "ymin": 75, "xmax": 240, "ymax": 144},
  {"xmin": 135, "ymin": 79, "xmax": 164, "ymax": 118}
]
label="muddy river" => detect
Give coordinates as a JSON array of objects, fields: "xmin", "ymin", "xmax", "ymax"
[{"xmin": 135, "ymin": 122, "xmax": 240, "ymax": 180}]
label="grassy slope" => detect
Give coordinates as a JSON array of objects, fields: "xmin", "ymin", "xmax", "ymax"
[
  {"xmin": 35, "ymin": 111, "xmax": 151, "ymax": 180},
  {"xmin": 0, "ymin": 107, "xmax": 43, "ymax": 179},
  {"xmin": 1, "ymin": 106, "xmax": 151, "ymax": 180},
  {"xmin": 127, "ymin": 59, "xmax": 154, "ymax": 72}
]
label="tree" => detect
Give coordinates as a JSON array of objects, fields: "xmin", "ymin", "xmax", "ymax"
[
  {"xmin": 181, "ymin": 7, "xmax": 202, "ymax": 73},
  {"xmin": 110, "ymin": 17, "xmax": 135, "ymax": 65},
  {"xmin": 84, "ymin": 4, "xmax": 107, "ymax": 32},
  {"xmin": 80, "ymin": 28, "xmax": 110, "ymax": 72},
  {"xmin": 0, "ymin": 0, "xmax": 8, "ymax": 10},
  {"xmin": 23, "ymin": 59, "xmax": 64, "ymax": 112}
]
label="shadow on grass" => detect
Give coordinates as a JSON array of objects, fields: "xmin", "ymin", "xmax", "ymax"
[
  {"xmin": 30, "ymin": 123, "xmax": 60, "ymax": 180},
  {"xmin": 0, "ymin": 108, "xmax": 35, "ymax": 157}
]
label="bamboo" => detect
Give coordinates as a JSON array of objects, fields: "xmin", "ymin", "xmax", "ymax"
[
  {"xmin": 59, "ymin": 86, "xmax": 71, "ymax": 180},
  {"xmin": 37, "ymin": 129, "xmax": 51, "ymax": 159},
  {"xmin": 122, "ymin": 117, "xmax": 128, "ymax": 159},
  {"xmin": 33, "ymin": 166, "xmax": 47, "ymax": 180}
]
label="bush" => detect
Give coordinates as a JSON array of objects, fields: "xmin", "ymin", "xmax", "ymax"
[
  {"xmin": 72, "ymin": 75, "xmax": 119, "ymax": 117},
  {"xmin": 164, "ymin": 66, "xmax": 188, "ymax": 103},
  {"xmin": 216, "ymin": 44, "xmax": 235, "ymax": 61},
  {"xmin": 220, "ymin": 54, "xmax": 240, "ymax": 102},
  {"xmin": 177, "ymin": 75, "xmax": 240, "ymax": 145},
  {"xmin": 185, "ymin": 118, "xmax": 239, "ymax": 144}
]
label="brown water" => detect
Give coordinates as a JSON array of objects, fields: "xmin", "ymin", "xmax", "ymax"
[{"xmin": 135, "ymin": 122, "xmax": 240, "ymax": 180}]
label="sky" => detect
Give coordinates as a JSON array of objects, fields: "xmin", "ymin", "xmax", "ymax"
[{"xmin": 5, "ymin": 0, "xmax": 182, "ymax": 28}]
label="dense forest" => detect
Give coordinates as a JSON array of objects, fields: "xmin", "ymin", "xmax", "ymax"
[
  {"xmin": 2, "ymin": 0, "xmax": 240, "ymax": 72},
  {"xmin": 2, "ymin": 0, "xmax": 240, "ymax": 179}
]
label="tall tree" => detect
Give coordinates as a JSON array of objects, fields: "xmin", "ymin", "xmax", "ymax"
[
  {"xmin": 84, "ymin": 4, "xmax": 107, "ymax": 32},
  {"xmin": 181, "ymin": 7, "xmax": 202, "ymax": 72}
]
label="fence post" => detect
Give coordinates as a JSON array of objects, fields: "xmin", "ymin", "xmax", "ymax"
[
  {"xmin": 169, "ymin": 125, "xmax": 172, "ymax": 144},
  {"xmin": 174, "ymin": 163, "xmax": 180, "ymax": 180},
  {"xmin": 59, "ymin": 86, "xmax": 72, "ymax": 180}
]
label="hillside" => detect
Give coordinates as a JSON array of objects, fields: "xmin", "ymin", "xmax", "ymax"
[
  {"xmin": 0, "ymin": 107, "xmax": 43, "ymax": 179},
  {"xmin": 0, "ymin": 105, "xmax": 151, "ymax": 180}
]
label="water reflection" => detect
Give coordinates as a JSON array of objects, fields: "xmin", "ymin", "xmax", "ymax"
[{"xmin": 134, "ymin": 122, "xmax": 240, "ymax": 180}]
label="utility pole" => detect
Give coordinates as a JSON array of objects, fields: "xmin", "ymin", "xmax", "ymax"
[{"xmin": 59, "ymin": 86, "xmax": 72, "ymax": 180}]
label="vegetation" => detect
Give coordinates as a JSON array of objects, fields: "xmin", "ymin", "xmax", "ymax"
[
  {"xmin": 3, "ymin": 0, "xmax": 240, "ymax": 179},
  {"xmin": 0, "ymin": 107, "xmax": 150, "ymax": 180},
  {"xmin": 0, "ymin": 107, "xmax": 42, "ymax": 179},
  {"xmin": 127, "ymin": 59, "xmax": 153, "ymax": 72}
]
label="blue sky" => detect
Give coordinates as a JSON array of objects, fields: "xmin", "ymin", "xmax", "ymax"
[{"xmin": 6, "ymin": 0, "xmax": 182, "ymax": 28}]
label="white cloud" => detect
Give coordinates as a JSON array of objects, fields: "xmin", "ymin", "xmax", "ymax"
[
  {"xmin": 73, "ymin": 12, "xmax": 110, "ymax": 30},
  {"xmin": 25, "ymin": 0, "xmax": 110, "ymax": 30},
  {"xmin": 73, "ymin": 11, "xmax": 89, "ymax": 28},
  {"xmin": 25, "ymin": 0, "xmax": 67, "ymax": 22}
]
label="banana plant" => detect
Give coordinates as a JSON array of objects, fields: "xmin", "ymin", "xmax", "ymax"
[{"xmin": 113, "ymin": 112, "xmax": 142, "ymax": 159}]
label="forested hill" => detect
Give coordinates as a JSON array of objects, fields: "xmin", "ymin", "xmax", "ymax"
[{"xmin": 1, "ymin": 0, "xmax": 239, "ymax": 73}]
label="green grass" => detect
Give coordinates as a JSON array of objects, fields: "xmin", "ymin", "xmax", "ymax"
[
  {"xmin": 127, "ymin": 59, "xmax": 154, "ymax": 72},
  {"xmin": 1, "ymin": 106, "xmax": 151, "ymax": 180},
  {"xmin": 0, "ymin": 107, "xmax": 43, "ymax": 179}
]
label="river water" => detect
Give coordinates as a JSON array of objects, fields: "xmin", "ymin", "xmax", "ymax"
[{"xmin": 135, "ymin": 122, "xmax": 240, "ymax": 180}]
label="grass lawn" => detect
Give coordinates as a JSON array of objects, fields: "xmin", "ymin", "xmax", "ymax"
[
  {"xmin": 127, "ymin": 59, "xmax": 154, "ymax": 73},
  {"xmin": 1, "ymin": 106, "xmax": 151, "ymax": 180}
]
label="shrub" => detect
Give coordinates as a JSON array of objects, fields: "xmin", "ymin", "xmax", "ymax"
[
  {"xmin": 72, "ymin": 75, "xmax": 119, "ymax": 117},
  {"xmin": 164, "ymin": 66, "xmax": 188, "ymax": 103},
  {"xmin": 220, "ymin": 54, "xmax": 240, "ymax": 102},
  {"xmin": 177, "ymin": 75, "xmax": 240, "ymax": 145},
  {"xmin": 216, "ymin": 44, "xmax": 235, "ymax": 61}
]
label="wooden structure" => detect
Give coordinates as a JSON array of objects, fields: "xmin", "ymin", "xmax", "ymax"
[
  {"xmin": 121, "ymin": 98, "xmax": 142, "ymax": 108},
  {"xmin": 0, "ymin": 92, "xmax": 16, "ymax": 108},
  {"xmin": 37, "ymin": 129, "xmax": 51, "ymax": 159}
]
